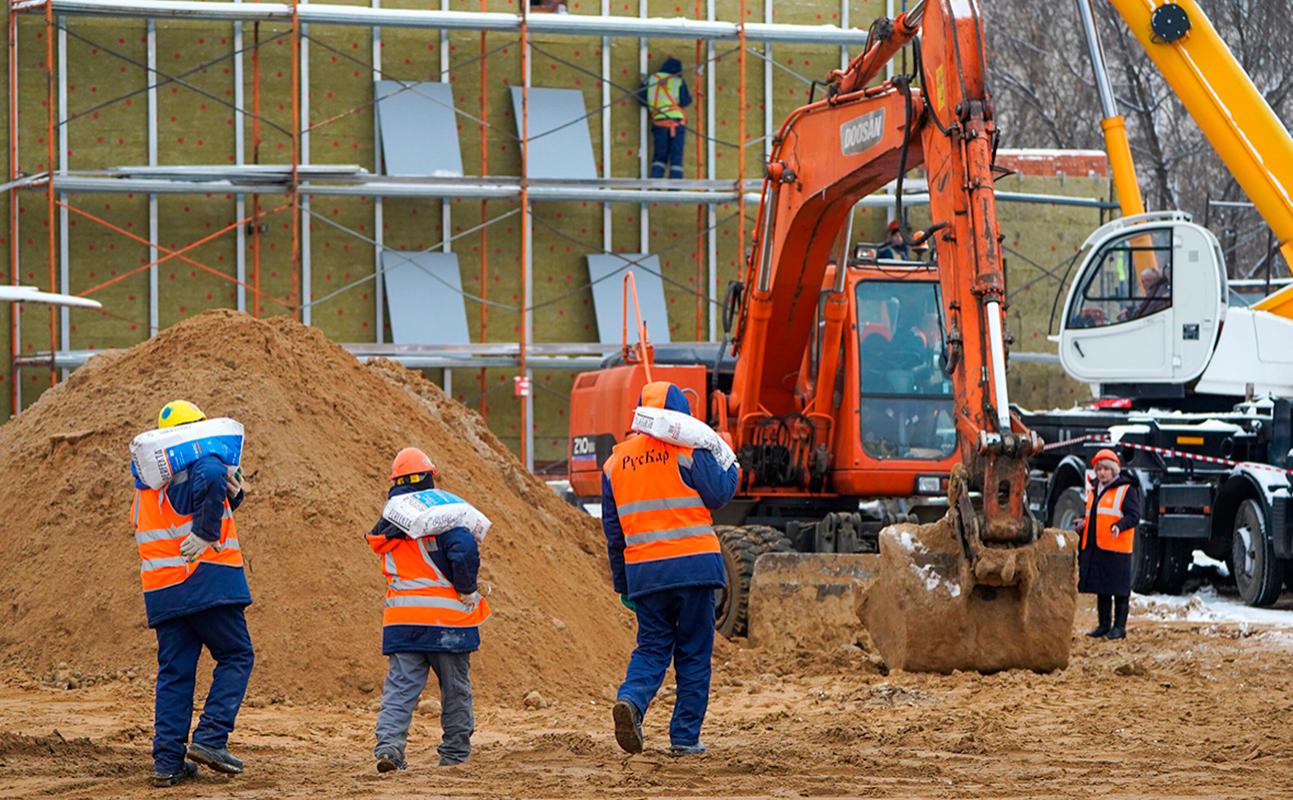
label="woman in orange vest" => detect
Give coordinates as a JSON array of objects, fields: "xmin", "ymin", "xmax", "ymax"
[
  {"xmin": 368, "ymin": 448, "xmax": 490, "ymax": 772},
  {"xmin": 1075, "ymin": 448, "xmax": 1142, "ymax": 640}
]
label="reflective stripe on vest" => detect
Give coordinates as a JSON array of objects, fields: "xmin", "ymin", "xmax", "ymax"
[
  {"xmin": 133, "ymin": 487, "xmax": 242, "ymax": 593},
  {"xmin": 372, "ymin": 536, "xmax": 491, "ymax": 629},
  {"xmin": 647, "ymin": 72, "xmax": 685, "ymax": 123},
  {"xmin": 1082, "ymin": 483, "xmax": 1134, "ymax": 555},
  {"xmin": 606, "ymin": 434, "xmax": 719, "ymax": 565}
]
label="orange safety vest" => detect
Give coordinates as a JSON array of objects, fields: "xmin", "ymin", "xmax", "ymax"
[
  {"xmin": 604, "ymin": 434, "xmax": 719, "ymax": 565},
  {"xmin": 368, "ymin": 535, "xmax": 492, "ymax": 629},
  {"xmin": 1081, "ymin": 482, "xmax": 1135, "ymax": 555},
  {"xmin": 132, "ymin": 480, "xmax": 242, "ymax": 593}
]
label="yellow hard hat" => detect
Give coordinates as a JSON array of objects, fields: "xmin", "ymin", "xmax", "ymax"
[{"xmin": 158, "ymin": 400, "xmax": 207, "ymax": 429}]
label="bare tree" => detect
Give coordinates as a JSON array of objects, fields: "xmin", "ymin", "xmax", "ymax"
[{"xmin": 983, "ymin": 0, "xmax": 1293, "ymax": 280}]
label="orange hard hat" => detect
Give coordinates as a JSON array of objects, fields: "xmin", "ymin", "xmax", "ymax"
[
  {"xmin": 1091, "ymin": 448, "xmax": 1120, "ymax": 469},
  {"xmin": 390, "ymin": 447, "xmax": 438, "ymax": 482}
]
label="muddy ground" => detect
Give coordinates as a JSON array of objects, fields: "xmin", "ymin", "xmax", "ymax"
[{"xmin": 3, "ymin": 604, "xmax": 1292, "ymax": 800}]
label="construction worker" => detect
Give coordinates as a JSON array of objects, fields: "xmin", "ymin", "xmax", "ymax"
[
  {"xmin": 876, "ymin": 220, "xmax": 911, "ymax": 260},
  {"xmin": 1074, "ymin": 448, "xmax": 1142, "ymax": 640},
  {"xmin": 133, "ymin": 400, "xmax": 253, "ymax": 787},
  {"xmin": 368, "ymin": 448, "xmax": 490, "ymax": 772},
  {"xmin": 639, "ymin": 56, "xmax": 692, "ymax": 179},
  {"xmin": 602, "ymin": 381, "xmax": 739, "ymax": 757}
]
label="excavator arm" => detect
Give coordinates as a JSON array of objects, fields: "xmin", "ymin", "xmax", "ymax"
[
  {"xmin": 728, "ymin": 0, "xmax": 1040, "ymax": 542},
  {"xmin": 730, "ymin": 0, "xmax": 1076, "ymax": 674}
]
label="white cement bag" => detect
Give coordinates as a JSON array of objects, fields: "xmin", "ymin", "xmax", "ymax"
[
  {"xmin": 630, "ymin": 406, "xmax": 737, "ymax": 471},
  {"xmin": 129, "ymin": 417, "xmax": 244, "ymax": 489},
  {"xmin": 383, "ymin": 489, "xmax": 491, "ymax": 544}
]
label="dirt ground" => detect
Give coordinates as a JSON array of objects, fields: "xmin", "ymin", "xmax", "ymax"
[{"xmin": 4, "ymin": 602, "xmax": 1292, "ymax": 800}]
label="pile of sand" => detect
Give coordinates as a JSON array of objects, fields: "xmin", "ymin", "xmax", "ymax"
[{"xmin": 0, "ymin": 310, "xmax": 632, "ymax": 702}]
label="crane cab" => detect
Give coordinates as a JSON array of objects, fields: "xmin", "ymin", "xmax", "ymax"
[{"xmin": 1057, "ymin": 211, "xmax": 1227, "ymax": 394}]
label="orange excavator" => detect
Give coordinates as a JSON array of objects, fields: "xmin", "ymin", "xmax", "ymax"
[{"xmin": 569, "ymin": 0, "xmax": 1076, "ymax": 672}]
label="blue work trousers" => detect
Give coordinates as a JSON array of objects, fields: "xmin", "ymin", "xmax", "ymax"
[
  {"xmin": 650, "ymin": 124, "xmax": 686, "ymax": 179},
  {"xmin": 617, "ymin": 586, "xmax": 716, "ymax": 747},
  {"xmin": 152, "ymin": 604, "xmax": 255, "ymax": 773}
]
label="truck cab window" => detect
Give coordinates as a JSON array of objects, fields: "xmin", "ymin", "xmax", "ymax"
[{"xmin": 1069, "ymin": 228, "xmax": 1173, "ymax": 329}]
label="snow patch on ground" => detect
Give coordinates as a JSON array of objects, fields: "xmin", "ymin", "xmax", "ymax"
[
  {"xmin": 910, "ymin": 563, "xmax": 961, "ymax": 598},
  {"xmin": 1132, "ymin": 586, "xmax": 1293, "ymax": 628},
  {"xmin": 1055, "ymin": 532, "xmax": 1067, "ymax": 549}
]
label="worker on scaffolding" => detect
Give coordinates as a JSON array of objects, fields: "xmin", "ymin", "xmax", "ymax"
[{"xmin": 639, "ymin": 56, "xmax": 693, "ymax": 179}]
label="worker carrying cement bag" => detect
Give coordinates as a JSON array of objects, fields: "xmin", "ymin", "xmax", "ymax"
[
  {"xmin": 381, "ymin": 487, "xmax": 492, "ymax": 544},
  {"xmin": 367, "ymin": 448, "xmax": 491, "ymax": 773},
  {"xmin": 602, "ymin": 381, "xmax": 739, "ymax": 757},
  {"xmin": 129, "ymin": 401, "xmax": 254, "ymax": 787},
  {"xmin": 630, "ymin": 403, "xmax": 737, "ymax": 471},
  {"xmin": 129, "ymin": 416, "xmax": 244, "ymax": 490}
]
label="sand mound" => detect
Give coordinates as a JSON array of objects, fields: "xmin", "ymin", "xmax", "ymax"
[{"xmin": 0, "ymin": 310, "xmax": 632, "ymax": 702}]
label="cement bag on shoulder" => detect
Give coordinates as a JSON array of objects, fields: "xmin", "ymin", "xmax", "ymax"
[
  {"xmin": 129, "ymin": 418, "xmax": 245, "ymax": 489},
  {"xmin": 630, "ymin": 406, "xmax": 737, "ymax": 471},
  {"xmin": 383, "ymin": 489, "xmax": 492, "ymax": 544}
]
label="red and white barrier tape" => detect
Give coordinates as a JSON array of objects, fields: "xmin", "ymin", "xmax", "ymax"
[{"xmin": 1042, "ymin": 433, "xmax": 1293, "ymax": 476}]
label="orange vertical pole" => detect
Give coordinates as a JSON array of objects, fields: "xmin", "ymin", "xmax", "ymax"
[
  {"xmin": 478, "ymin": 0, "xmax": 488, "ymax": 416},
  {"xmin": 693, "ymin": 1, "xmax": 704, "ymax": 340},
  {"xmin": 289, "ymin": 2, "xmax": 301, "ymax": 317},
  {"xmin": 8, "ymin": 3, "xmax": 20, "ymax": 414},
  {"xmin": 250, "ymin": 22, "xmax": 263, "ymax": 317},
  {"xmin": 736, "ymin": 0, "xmax": 747, "ymax": 287},
  {"xmin": 44, "ymin": 0, "xmax": 55, "ymax": 387},
  {"xmin": 519, "ymin": 12, "xmax": 529, "ymax": 469}
]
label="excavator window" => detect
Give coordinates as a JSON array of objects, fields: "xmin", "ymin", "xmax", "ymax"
[
  {"xmin": 1068, "ymin": 228, "xmax": 1174, "ymax": 329},
  {"xmin": 856, "ymin": 281, "xmax": 955, "ymax": 461}
]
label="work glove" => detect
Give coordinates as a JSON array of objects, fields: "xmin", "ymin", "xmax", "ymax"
[
  {"xmin": 620, "ymin": 593, "xmax": 636, "ymax": 612},
  {"xmin": 179, "ymin": 532, "xmax": 221, "ymax": 561},
  {"xmin": 226, "ymin": 469, "xmax": 244, "ymax": 500},
  {"xmin": 458, "ymin": 591, "xmax": 483, "ymax": 611}
]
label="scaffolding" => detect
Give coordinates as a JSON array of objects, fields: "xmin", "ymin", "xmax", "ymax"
[{"xmin": 5, "ymin": 0, "xmax": 1112, "ymax": 471}]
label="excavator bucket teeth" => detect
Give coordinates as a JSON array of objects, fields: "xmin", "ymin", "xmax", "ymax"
[
  {"xmin": 858, "ymin": 518, "xmax": 1078, "ymax": 674},
  {"xmin": 747, "ymin": 552, "xmax": 880, "ymax": 650}
]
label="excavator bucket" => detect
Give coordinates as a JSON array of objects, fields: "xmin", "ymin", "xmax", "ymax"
[
  {"xmin": 746, "ymin": 553, "xmax": 880, "ymax": 651},
  {"xmin": 858, "ymin": 514, "xmax": 1078, "ymax": 673}
]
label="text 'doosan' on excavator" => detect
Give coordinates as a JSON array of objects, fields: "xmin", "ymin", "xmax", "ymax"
[{"xmin": 568, "ymin": 0, "xmax": 1078, "ymax": 673}]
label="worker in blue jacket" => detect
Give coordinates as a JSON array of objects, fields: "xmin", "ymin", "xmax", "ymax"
[
  {"xmin": 131, "ymin": 400, "xmax": 253, "ymax": 787},
  {"xmin": 602, "ymin": 381, "xmax": 739, "ymax": 756},
  {"xmin": 368, "ymin": 449, "xmax": 490, "ymax": 772}
]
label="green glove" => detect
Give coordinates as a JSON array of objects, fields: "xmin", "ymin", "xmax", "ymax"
[{"xmin": 620, "ymin": 593, "xmax": 637, "ymax": 612}]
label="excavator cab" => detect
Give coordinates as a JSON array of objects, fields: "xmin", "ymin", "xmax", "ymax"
[{"xmin": 1058, "ymin": 212, "xmax": 1227, "ymax": 392}]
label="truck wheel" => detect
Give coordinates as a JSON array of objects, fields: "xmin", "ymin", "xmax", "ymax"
[
  {"xmin": 1130, "ymin": 527, "xmax": 1162, "ymax": 595},
  {"xmin": 1231, "ymin": 498, "xmax": 1283, "ymax": 607},
  {"xmin": 715, "ymin": 525, "xmax": 792, "ymax": 638},
  {"xmin": 1155, "ymin": 538, "xmax": 1192, "ymax": 595},
  {"xmin": 1049, "ymin": 487, "xmax": 1085, "ymax": 531}
]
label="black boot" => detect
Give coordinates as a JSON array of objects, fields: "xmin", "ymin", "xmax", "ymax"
[
  {"xmin": 612, "ymin": 699, "xmax": 644, "ymax": 755},
  {"xmin": 1106, "ymin": 595, "xmax": 1129, "ymax": 639},
  {"xmin": 186, "ymin": 743, "xmax": 244, "ymax": 775},
  {"xmin": 1087, "ymin": 594, "xmax": 1112, "ymax": 638}
]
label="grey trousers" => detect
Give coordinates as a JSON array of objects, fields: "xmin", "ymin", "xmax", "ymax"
[{"xmin": 374, "ymin": 651, "xmax": 474, "ymax": 764}]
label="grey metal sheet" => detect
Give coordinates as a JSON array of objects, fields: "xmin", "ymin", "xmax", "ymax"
[
  {"xmin": 587, "ymin": 254, "xmax": 671, "ymax": 344},
  {"xmin": 375, "ymin": 81, "xmax": 464, "ymax": 177},
  {"xmin": 381, "ymin": 252, "xmax": 471, "ymax": 345},
  {"xmin": 510, "ymin": 87, "xmax": 598, "ymax": 179}
]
